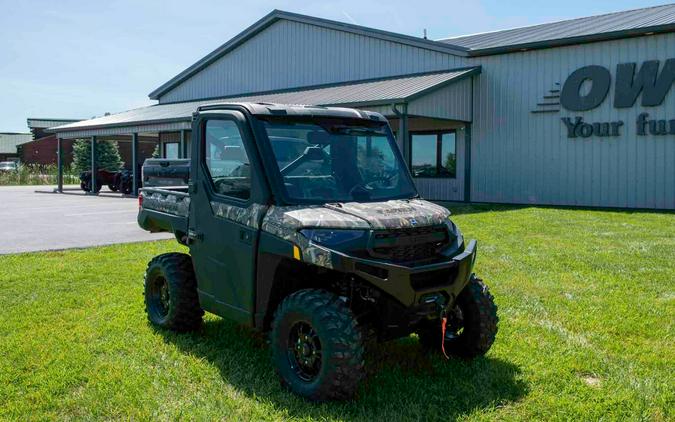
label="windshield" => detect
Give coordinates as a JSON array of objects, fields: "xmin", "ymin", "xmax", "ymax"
[
  {"xmin": 0, "ymin": 162, "xmax": 16, "ymax": 169},
  {"xmin": 261, "ymin": 118, "xmax": 417, "ymax": 203}
]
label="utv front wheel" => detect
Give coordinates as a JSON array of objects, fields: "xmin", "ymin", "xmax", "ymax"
[
  {"xmin": 144, "ymin": 253, "xmax": 203, "ymax": 332},
  {"xmin": 417, "ymin": 275, "xmax": 498, "ymax": 358},
  {"xmin": 270, "ymin": 289, "xmax": 365, "ymax": 401}
]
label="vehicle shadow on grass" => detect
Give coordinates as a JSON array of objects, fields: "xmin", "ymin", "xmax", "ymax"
[
  {"xmin": 156, "ymin": 318, "xmax": 527, "ymax": 420},
  {"xmin": 437, "ymin": 202, "xmax": 530, "ymax": 216}
]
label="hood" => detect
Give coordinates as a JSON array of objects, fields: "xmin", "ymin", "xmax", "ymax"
[{"xmin": 262, "ymin": 199, "xmax": 450, "ymax": 232}]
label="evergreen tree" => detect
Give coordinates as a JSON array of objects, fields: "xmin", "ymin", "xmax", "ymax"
[{"xmin": 72, "ymin": 139, "xmax": 124, "ymax": 172}]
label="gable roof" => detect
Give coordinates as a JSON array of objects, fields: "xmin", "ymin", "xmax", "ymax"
[
  {"xmin": 148, "ymin": 10, "xmax": 469, "ymax": 100},
  {"xmin": 439, "ymin": 3, "xmax": 675, "ymax": 55},
  {"xmin": 27, "ymin": 118, "xmax": 83, "ymax": 129},
  {"xmin": 149, "ymin": 5, "xmax": 675, "ymax": 100}
]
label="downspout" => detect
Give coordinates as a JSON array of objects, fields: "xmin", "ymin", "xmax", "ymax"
[
  {"xmin": 391, "ymin": 103, "xmax": 409, "ymax": 164},
  {"xmin": 464, "ymin": 76, "xmax": 475, "ymax": 203}
]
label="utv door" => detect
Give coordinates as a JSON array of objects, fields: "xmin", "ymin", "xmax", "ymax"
[{"xmin": 188, "ymin": 110, "xmax": 266, "ymax": 325}]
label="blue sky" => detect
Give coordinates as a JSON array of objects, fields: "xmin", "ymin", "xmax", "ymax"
[{"xmin": 0, "ymin": 0, "xmax": 670, "ymax": 132}]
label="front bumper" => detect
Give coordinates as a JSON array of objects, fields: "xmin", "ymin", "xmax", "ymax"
[{"xmin": 329, "ymin": 239, "xmax": 478, "ymax": 308}]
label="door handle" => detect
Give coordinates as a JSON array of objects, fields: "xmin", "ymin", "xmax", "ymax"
[{"xmin": 186, "ymin": 230, "xmax": 203, "ymax": 245}]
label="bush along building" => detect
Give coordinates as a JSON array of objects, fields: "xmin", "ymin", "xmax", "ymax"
[{"xmin": 50, "ymin": 4, "xmax": 675, "ymax": 209}]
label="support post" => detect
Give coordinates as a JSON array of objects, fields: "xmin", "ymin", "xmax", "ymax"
[
  {"xmin": 131, "ymin": 133, "xmax": 139, "ymax": 196},
  {"xmin": 464, "ymin": 123, "xmax": 472, "ymax": 203},
  {"xmin": 90, "ymin": 136, "xmax": 97, "ymax": 194},
  {"xmin": 179, "ymin": 129, "xmax": 187, "ymax": 159},
  {"xmin": 56, "ymin": 137, "xmax": 63, "ymax": 193}
]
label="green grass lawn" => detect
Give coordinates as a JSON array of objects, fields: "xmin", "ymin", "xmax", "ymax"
[{"xmin": 0, "ymin": 206, "xmax": 673, "ymax": 421}]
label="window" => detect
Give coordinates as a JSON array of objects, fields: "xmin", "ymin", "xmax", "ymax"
[
  {"xmin": 410, "ymin": 131, "xmax": 456, "ymax": 178},
  {"xmin": 261, "ymin": 119, "xmax": 416, "ymax": 203},
  {"xmin": 204, "ymin": 120, "xmax": 251, "ymax": 200},
  {"xmin": 164, "ymin": 142, "xmax": 179, "ymax": 159}
]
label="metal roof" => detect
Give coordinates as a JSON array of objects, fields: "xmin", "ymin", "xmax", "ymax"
[
  {"xmin": 0, "ymin": 133, "xmax": 32, "ymax": 154},
  {"xmin": 51, "ymin": 68, "xmax": 480, "ymax": 136},
  {"xmin": 148, "ymin": 9, "xmax": 470, "ymax": 100},
  {"xmin": 438, "ymin": 4, "xmax": 675, "ymax": 55},
  {"xmin": 27, "ymin": 118, "xmax": 83, "ymax": 129}
]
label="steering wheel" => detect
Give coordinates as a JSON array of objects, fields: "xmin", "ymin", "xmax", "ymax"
[{"xmin": 364, "ymin": 173, "xmax": 397, "ymax": 189}]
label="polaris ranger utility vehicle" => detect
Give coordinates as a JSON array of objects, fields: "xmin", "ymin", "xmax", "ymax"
[{"xmin": 138, "ymin": 103, "xmax": 497, "ymax": 401}]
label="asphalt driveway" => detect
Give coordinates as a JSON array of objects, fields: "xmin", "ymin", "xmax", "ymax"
[{"xmin": 0, "ymin": 185, "xmax": 171, "ymax": 254}]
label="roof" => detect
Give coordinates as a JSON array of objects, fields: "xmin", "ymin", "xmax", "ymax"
[
  {"xmin": 438, "ymin": 4, "xmax": 675, "ymax": 55},
  {"xmin": 52, "ymin": 67, "xmax": 480, "ymax": 135},
  {"xmin": 27, "ymin": 118, "xmax": 83, "ymax": 129},
  {"xmin": 149, "ymin": 6, "xmax": 675, "ymax": 99},
  {"xmin": 148, "ymin": 9, "xmax": 470, "ymax": 100},
  {"xmin": 0, "ymin": 133, "xmax": 32, "ymax": 154}
]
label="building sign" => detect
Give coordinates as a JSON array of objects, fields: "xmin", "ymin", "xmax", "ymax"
[
  {"xmin": 540, "ymin": 59, "xmax": 675, "ymax": 138},
  {"xmin": 560, "ymin": 60, "xmax": 675, "ymax": 111}
]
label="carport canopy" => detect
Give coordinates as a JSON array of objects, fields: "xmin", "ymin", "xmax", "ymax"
[{"xmin": 48, "ymin": 66, "xmax": 480, "ymax": 194}]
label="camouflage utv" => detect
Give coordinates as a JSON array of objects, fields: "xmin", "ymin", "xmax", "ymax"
[{"xmin": 138, "ymin": 103, "xmax": 497, "ymax": 401}]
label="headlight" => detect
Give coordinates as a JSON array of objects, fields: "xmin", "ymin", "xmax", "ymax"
[
  {"xmin": 445, "ymin": 217, "xmax": 464, "ymax": 246},
  {"xmin": 299, "ymin": 229, "xmax": 368, "ymax": 248}
]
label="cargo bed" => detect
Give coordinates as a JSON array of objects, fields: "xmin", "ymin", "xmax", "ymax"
[{"xmin": 137, "ymin": 187, "xmax": 190, "ymax": 242}]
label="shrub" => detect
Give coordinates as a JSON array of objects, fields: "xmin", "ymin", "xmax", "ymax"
[
  {"xmin": 72, "ymin": 138, "xmax": 124, "ymax": 172},
  {"xmin": 0, "ymin": 163, "xmax": 78, "ymax": 186}
]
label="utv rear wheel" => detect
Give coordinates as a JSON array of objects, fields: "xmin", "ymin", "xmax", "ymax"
[
  {"xmin": 120, "ymin": 183, "xmax": 132, "ymax": 195},
  {"xmin": 144, "ymin": 253, "xmax": 203, "ymax": 332},
  {"xmin": 270, "ymin": 289, "xmax": 365, "ymax": 401},
  {"xmin": 417, "ymin": 275, "xmax": 498, "ymax": 358}
]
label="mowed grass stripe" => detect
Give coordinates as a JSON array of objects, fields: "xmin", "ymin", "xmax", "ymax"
[{"xmin": 0, "ymin": 206, "xmax": 672, "ymax": 420}]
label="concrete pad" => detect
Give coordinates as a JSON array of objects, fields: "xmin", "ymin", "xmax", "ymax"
[{"xmin": 0, "ymin": 185, "xmax": 172, "ymax": 254}]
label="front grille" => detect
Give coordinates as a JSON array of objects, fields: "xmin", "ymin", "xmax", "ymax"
[{"xmin": 369, "ymin": 225, "xmax": 449, "ymax": 263}]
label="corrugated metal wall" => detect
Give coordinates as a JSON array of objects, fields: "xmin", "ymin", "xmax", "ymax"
[
  {"xmin": 470, "ymin": 32, "xmax": 675, "ymax": 209},
  {"xmin": 158, "ymin": 19, "xmax": 467, "ymax": 103},
  {"xmin": 408, "ymin": 78, "xmax": 472, "ymax": 121}
]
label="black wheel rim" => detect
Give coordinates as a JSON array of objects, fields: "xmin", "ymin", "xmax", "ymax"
[
  {"xmin": 149, "ymin": 275, "xmax": 170, "ymax": 320},
  {"xmin": 287, "ymin": 321, "xmax": 322, "ymax": 382}
]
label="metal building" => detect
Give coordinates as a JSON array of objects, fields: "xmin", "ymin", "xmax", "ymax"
[{"xmin": 50, "ymin": 4, "xmax": 675, "ymax": 209}]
